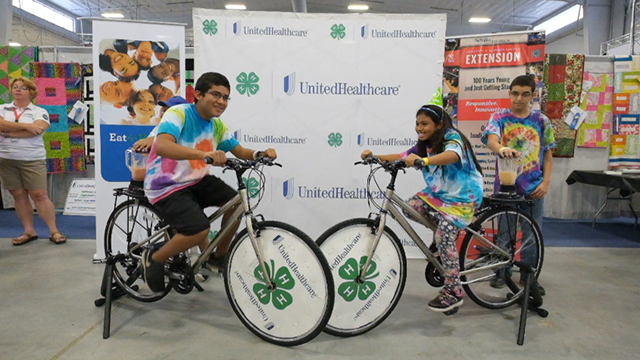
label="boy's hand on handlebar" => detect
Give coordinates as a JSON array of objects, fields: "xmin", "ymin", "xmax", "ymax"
[
  {"xmin": 404, "ymin": 153, "xmax": 422, "ymax": 168},
  {"xmin": 361, "ymin": 150, "xmax": 373, "ymax": 159},
  {"xmin": 204, "ymin": 150, "xmax": 227, "ymax": 166},
  {"xmin": 262, "ymin": 148, "xmax": 277, "ymax": 159}
]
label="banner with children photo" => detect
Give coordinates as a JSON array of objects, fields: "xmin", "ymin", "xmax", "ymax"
[{"xmin": 93, "ymin": 19, "xmax": 185, "ymax": 258}]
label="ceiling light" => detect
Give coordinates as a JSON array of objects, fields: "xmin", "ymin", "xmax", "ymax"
[
  {"xmin": 469, "ymin": 17, "xmax": 491, "ymax": 23},
  {"xmin": 225, "ymin": 4, "xmax": 246, "ymax": 10},
  {"xmin": 348, "ymin": 5, "xmax": 369, "ymax": 11},
  {"xmin": 9, "ymin": 42, "xmax": 22, "ymax": 46},
  {"xmin": 102, "ymin": 12, "xmax": 124, "ymax": 18}
]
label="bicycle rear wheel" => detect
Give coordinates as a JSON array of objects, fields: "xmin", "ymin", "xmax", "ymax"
[
  {"xmin": 224, "ymin": 221, "xmax": 334, "ymax": 346},
  {"xmin": 316, "ymin": 218, "xmax": 407, "ymax": 337},
  {"xmin": 459, "ymin": 207, "xmax": 544, "ymax": 309},
  {"xmin": 104, "ymin": 199, "xmax": 172, "ymax": 302}
]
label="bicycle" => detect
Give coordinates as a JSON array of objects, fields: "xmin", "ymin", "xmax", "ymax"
[
  {"xmin": 103, "ymin": 157, "xmax": 335, "ymax": 346},
  {"xmin": 316, "ymin": 156, "xmax": 543, "ymax": 337}
]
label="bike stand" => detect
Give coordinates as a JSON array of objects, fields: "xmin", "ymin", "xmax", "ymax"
[
  {"xmin": 94, "ymin": 254, "xmax": 131, "ymax": 339},
  {"xmin": 506, "ymin": 261, "xmax": 549, "ymax": 346}
]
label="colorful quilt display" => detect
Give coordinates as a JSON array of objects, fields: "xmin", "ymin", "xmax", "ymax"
[
  {"xmin": 577, "ymin": 58, "xmax": 614, "ymax": 148},
  {"xmin": 610, "ymin": 56, "xmax": 640, "ymax": 169},
  {"xmin": 0, "ymin": 46, "xmax": 37, "ymax": 104},
  {"xmin": 30, "ymin": 62, "xmax": 86, "ymax": 173},
  {"xmin": 541, "ymin": 53, "xmax": 585, "ymax": 157}
]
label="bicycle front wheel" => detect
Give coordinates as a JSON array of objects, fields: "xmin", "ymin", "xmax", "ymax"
[
  {"xmin": 104, "ymin": 199, "xmax": 172, "ymax": 302},
  {"xmin": 224, "ymin": 221, "xmax": 334, "ymax": 346},
  {"xmin": 459, "ymin": 206, "xmax": 544, "ymax": 309},
  {"xmin": 316, "ymin": 218, "xmax": 407, "ymax": 337}
]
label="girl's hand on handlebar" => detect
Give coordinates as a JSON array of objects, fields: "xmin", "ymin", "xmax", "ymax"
[
  {"xmin": 361, "ymin": 150, "xmax": 373, "ymax": 159},
  {"xmin": 404, "ymin": 153, "xmax": 422, "ymax": 168},
  {"xmin": 204, "ymin": 150, "xmax": 227, "ymax": 166},
  {"xmin": 263, "ymin": 148, "xmax": 277, "ymax": 159}
]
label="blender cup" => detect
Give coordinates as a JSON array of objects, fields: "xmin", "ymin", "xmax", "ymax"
[
  {"xmin": 497, "ymin": 156, "xmax": 521, "ymax": 196},
  {"xmin": 125, "ymin": 149, "xmax": 148, "ymax": 181}
]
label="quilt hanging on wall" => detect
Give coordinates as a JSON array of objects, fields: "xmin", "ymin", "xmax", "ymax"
[
  {"xmin": 30, "ymin": 62, "xmax": 86, "ymax": 173},
  {"xmin": 577, "ymin": 57, "xmax": 614, "ymax": 148},
  {"xmin": 541, "ymin": 53, "xmax": 585, "ymax": 158},
  {"xmin": 0, "ymin": 46, "xmax": 38, "ymax": 104},
  {"xmin": 610, "ymin": 56, "xmax": 640, "ymax": 169}
]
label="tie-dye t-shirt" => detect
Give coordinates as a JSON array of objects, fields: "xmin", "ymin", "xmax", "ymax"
[
  {"xmin": 399, "ymin": 129, "xmax": 483, "ymax": 229},
  {"xmin": 481, "ymin": 110, "xmax": 555, "ymax": 196},
  {"xmin": 144, "ymin": 104, "xmax": 239, "ymax": 204}
]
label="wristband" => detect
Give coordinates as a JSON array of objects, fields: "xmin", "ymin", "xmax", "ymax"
[
  {"xmin": 253, "ymin": 150, "xmax": 263, "ymax": 159},
  {"xmin": 422, "ymin": 157, "xmax": 429, "ymax": 166},
  {"xmin": 499, "ymin": 147, "xmax": 510, "ymax": 153}
]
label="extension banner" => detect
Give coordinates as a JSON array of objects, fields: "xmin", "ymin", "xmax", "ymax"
[
  {"xmin": 194, "ymin": 9, "xmax": 446, "ymax": 258},
  {"xmin": 443, "ymin": 31, "xmax": 546, "ymax": 195},
  {"xmin": 93, "ymin": 20, "xmax": 185, "ymax": 259}
]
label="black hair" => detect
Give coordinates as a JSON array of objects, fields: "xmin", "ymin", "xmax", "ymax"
[
  {"xmin": 147, "ymin": 69, "xmax": 164, "ymax": 84},
  {"xmin": 112, "ymin": 39, "xmax": 128, "ymax": 53},
  {"xmin": 99, "ymin": 51, "xmax": 140, "ymax": 82},
  {"xmin": 194, "ymin": 72, "xmax": 231, "ymax": 103},
  {"xmin": 415, "ymin": 104, "xmax": 483, "ymax": 175},
  {"xmin": 509, "ymin": 74, "xmax": 536, "ymax": 92}
]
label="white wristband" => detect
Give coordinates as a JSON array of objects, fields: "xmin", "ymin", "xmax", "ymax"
[{"xmin": 253, "ymin": 150, "xmax": 260, "ymax": 159}]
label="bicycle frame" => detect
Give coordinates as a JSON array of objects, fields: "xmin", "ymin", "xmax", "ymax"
[
  {"xmin": 125, "ymin": 162, "xmax": 276, "ymax": 288},
  {"xmin": 359, "ymin": 173, "xmax": 513, "ymax": 286}
]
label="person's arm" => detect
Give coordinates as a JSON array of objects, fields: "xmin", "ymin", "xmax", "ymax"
[
  {"xmin": 229, "ymin": 144, "xmax": 277, "ymax": 160},
  {"xmin": 529, "ymin": 149, "xmax": 553, "ymax": 199},
  {"xmin": 403, "ymin": 151, "xmax": 459, "ymax": 167},
  {"xmin": 1, "ymin": 119, "xmax": 47, "ymax": 136},
  {"xmin": 486, "ymin": 134, "xmax": 520, "ymax": 158}
]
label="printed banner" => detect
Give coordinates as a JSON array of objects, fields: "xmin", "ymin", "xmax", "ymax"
[
  {"xmin": 194, "ymin": 10, "xmax": 446, "ymax": 258},
  {"xmin": 610, "ymin": 56, "xmax": 640, "ymax": 169},
  {"xmin": 444, "ymin": 31, "xmax": 546, "ymax": 195},
  {"xmin": 93, "ymin": 20, "xmax": 185, "ymax": 258}
]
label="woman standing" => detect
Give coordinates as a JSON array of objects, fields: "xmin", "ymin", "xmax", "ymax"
[{"xmin": 0, "ymin": 77, "xmax": 67, "ymax": 245}]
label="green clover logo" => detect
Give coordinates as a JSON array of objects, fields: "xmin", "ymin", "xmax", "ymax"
[
  {"xmin": 207, "ymin": 230, "xmax": 218, "ymax": 241},
  {"xmin": 203, "ymin": 19, "xmax": 218, "ymax": 35},
  {"xmin": 328, "ymin": 132, "xmax": 343, "ymax": 147},
  {"xmin": 337, "ymin": 256, "xmax": 379, "ymax": 302},
  {"xmin": 243, "ymin": 176, "xmax": 260, "ymax": 199},
  {"xmin": 236, "ymin": 72, "xmax": 260, "ymax": 97},
  {"xmin": 253, "ymin": 260, "xmax": 295, "ymax": 310},
  {"xmin": 331, "ymin": 24, "xmax": 346, "ymax": 40}
]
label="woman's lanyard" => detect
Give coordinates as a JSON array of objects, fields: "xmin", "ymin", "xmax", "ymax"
[{"xmin": 13, "ymin": 107, "xmax": 27, "ymax": 123}]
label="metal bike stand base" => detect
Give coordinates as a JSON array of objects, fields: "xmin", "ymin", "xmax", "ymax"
[
  {"xmin": 508, "ymin": 261, "xmax": 548, "ymax": 346},
  {"xmin": 94, "ymin": 254, "xmax": 131, "ymax": 339}
]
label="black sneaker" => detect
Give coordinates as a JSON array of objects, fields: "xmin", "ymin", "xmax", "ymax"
[
  {"xmin": 201, "ymin": 255, "xmax": 225, "ymax": 275},
  {"xmin": 428, "ymin": 291, "xmax": 463, "ymax": 312},
  {"xmin": 519, "ymin": 276, "xmax": 546, "ymax": 296},
  {"xmin": 142, "ymin": 248, "xmax": 166, "ymax": 292},
  {"xmin": 490, "ymin": 276, "xmax": 506, "ymax": 289}
]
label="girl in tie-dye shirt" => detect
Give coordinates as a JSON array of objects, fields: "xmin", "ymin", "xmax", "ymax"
[{"xmin": 360, "ymin": 104, "xmax": 483, "ymax": 313}]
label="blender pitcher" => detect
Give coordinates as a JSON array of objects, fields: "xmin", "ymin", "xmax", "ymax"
[
  {"xmin": 497, "ymin": 156, "xmax": 521, "ymax": 197},
  {"xmin": 125, "ymin": 149, "xmax": 148, "ymax": 181}
]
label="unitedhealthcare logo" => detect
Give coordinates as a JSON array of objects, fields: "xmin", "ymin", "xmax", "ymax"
[
  {"xmin": 356, "ymin": 132, "xmax": 417, "ymax": 147},
  {"xmin": 233, "ymin": 129, "xmax": 306, "ymax": 145},
  {"xmin": 233, "ymin": 21, "xmax": 242, "ymax": 36},
  {"xmin": 282, "ymin": 73, "xmax": 400, "ymax": 96},
  {"xmin": 284, "ymin": 73, "xmax": 295, "ymax": 96},
  {"xmin": 360, "ymin": 25, "xmax": 369, "ymax": 39},
  {"xmin": 282, "ymin": 177, "xmax": 385, "ymax": 200},
  {"xmin": 283, "ymin": 178, "xmax": 295, "ymax": 200}
]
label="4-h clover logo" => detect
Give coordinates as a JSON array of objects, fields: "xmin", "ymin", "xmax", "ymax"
[
  {"xmin": 207, "ymin": 230, "xmax": 218, "ymax": 241},
  {"xmin": 328, "ymin": 132, "xmax": 343, "ymax": 147},
  {"xmin": 532, "ymin": 49, "xmax": 541, "ymax": 58},
  {"xmin": 203, "ymin": 19, "xmax": 218, "ymax": 35},
  {"xmin": 236, "ymin": 72, "xmax": 260, "ymax": 97},
  {"xmin": 242, "ymin": 176, "xmax": 260, "ymax": 198},
  {"xmin": 331, "ymin": 24, "xmax": 346, "ymax": 40},
  {"xmin": 253, "ymin": 260, "xmax": 295, "ymax": 310},
  {"xmin": 337, "ymin": 256, "xmax": 379, "ymax": 302}
]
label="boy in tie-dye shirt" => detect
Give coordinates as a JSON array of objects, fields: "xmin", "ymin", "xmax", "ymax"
[
  {"xmin": 481, "ymin": 74, "xmax": 555, "ymax": 295},
  {"xmin": 141, "ymin": 72, "xmax": 277, "ymax": 293}
]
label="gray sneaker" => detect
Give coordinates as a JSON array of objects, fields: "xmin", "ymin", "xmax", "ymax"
[
  {"xmin": 142, "ymin": 248, "xmax": 166, "ymax": 292},
  {"xmin": 428, "ymin": 291, "xmax": 463, "ymax": 312},
  {"xmin": 490, "ymin": 276, "xmax": 506, "ymax": 289}
]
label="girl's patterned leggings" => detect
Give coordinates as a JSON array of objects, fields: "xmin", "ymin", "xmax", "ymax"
[{"xmin": 406, "ymin": 196, "xmax": 462, "ymax": 297}]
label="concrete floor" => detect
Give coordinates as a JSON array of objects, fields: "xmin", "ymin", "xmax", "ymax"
[{"xmin": 1, "ymin": 239, "xmax": 639, "ymax": 360}]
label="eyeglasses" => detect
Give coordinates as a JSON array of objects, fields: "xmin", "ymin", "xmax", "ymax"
[
  {"xmin": 509, "ymin": 91, "xmax": 532, "ymax": 98},
  {"xmin": 12, "ymin": 86, "xmax": 29, "ymax": 91},
  {"xmin": 206, "ymin": 90, "xmax": 231, "ymax": 102}
]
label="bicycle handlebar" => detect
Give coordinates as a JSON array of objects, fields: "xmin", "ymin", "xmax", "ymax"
[
  {"xmin": 355, "ymin": 155, "xmax": 425, "ymax": 172},
  {"xmin": 204, "ymin": 156, "xmax": 282, "ymax": 171}
]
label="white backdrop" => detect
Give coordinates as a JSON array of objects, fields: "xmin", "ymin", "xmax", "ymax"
[
  {"xmin": 94, "ymin": 20, "xmax": 185, "ymax": 259},
  {"xmin": 193, "ymin": 9, "xmax": 447, "ymax": 258}
]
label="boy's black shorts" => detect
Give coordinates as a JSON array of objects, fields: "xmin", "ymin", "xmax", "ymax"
[{"xmin": 152, "ymin": 175, "xmax": 237, "ymax": 236}]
